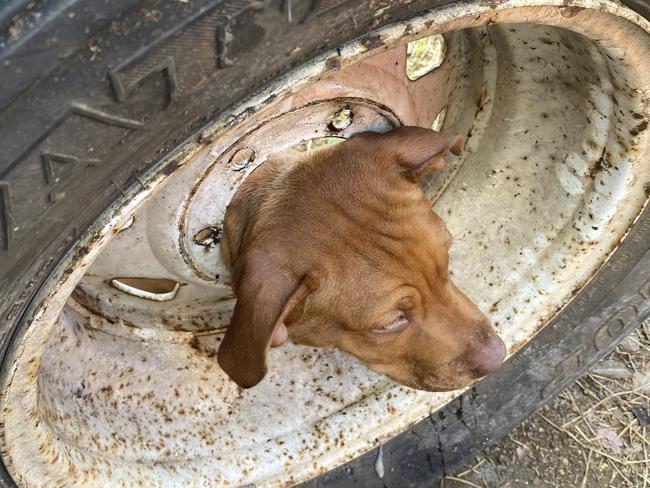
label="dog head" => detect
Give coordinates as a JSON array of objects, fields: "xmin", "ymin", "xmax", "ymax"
[{"xmin": 218, "ymin": 126, "xmax": 506, "ymax": 390}]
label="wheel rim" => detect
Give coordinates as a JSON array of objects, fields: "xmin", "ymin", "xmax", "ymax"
[{"xmin": 2, "ymin": 1, "xmax": 650, "ymax": 486}]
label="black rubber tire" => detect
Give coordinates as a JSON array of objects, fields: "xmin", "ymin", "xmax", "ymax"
[{"xmin": 0, "ymin": 1, "xmax": 648, "ymax": 487}]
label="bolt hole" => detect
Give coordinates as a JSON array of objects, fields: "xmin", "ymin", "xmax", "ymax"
[
  {"xmin": 193, "ymin": 226, "xmax": 223, "ymax": 247},
  {"xmin": 431, "ymin": 106, "xmax": 448, "ymax": 132},
  {"xmin": 230, "ymin": 147, "xmax": 256, "ymax": 171},
  {"xmin": 292, "ymin": 136, "xmax": 345, "ymax": 153},
  {"xmin": 329, "ymin": 108, "xmax": 353, "ymax": 131},
  {"xmin": 406, "ymin": 34, "xmax": 446, "ymax": 81},
  {"xmin": 110, "ymin": 278, "xmax": 180, "ymax": 302}
]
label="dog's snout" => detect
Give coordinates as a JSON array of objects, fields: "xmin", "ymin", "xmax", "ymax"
[{"xmin": 468, "ymin": 335, "xmax": 506, "ymax": 378}]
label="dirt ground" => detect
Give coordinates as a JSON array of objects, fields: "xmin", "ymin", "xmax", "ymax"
[{"xmin": 444, "ymin": 319, "xmax": 650, "ymax": 488}]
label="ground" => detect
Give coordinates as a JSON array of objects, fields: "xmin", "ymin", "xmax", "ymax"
[{"xmin": 444, "ymin": 319, "xmax": 650, "ymax": 488}]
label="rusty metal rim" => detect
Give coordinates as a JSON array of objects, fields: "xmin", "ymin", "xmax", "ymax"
[{"xmin": 0, "ymin": 0, "xmax": 649, "ymax": 487}]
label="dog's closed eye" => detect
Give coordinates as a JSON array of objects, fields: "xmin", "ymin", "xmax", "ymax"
[{"xmin": 373, "ymin": 314, "xmax": 409, "ymax": 334}]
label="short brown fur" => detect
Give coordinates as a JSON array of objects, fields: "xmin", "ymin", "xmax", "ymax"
[{"xmin": 218, "ymin": 126, "xmax": 505, "ymax": 390}]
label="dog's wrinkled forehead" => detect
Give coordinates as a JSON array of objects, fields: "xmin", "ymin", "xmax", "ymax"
[
  {"xmin": 303, "ymin": 141, "xmax": 455, "ymax": 291},
  {"xmin": 320, "ymin": 211, "xmax": 452, "ymax": 312}
]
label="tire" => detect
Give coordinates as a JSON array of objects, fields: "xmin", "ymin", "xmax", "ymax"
[{"xmin": 1, "ymin": 1, "xmax": 649, "ymax": 486}]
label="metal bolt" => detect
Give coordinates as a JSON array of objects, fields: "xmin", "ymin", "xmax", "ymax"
[
  {"xmin": 229, "ymin": 147, "xmax": 256, "ymax": 171},
  {"xmin": 193, "ymin": 226, "xmax": 222, "ymax": 247},
  {"xmin": 329, "ymin": 108, "xmax": 353, "ymax": 131}
]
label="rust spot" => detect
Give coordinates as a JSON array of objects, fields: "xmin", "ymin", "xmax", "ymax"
[
  {"xmin": 630, "ymin": 120, "xmax": 648, "ymax": 137},
  {"xmin": 161, "ymin": 159, "xmax": 180, "ymax": 176},
  {"xmin": 559, "ymin": 6, "xmax": 584, "ymax": 18},
  {"xmin": 362, "ymin": 34, "xmax": 384, "ymax": 50},
  {"xmin": 325, "ymin": 57, "xmax": 340, "ymax": 70},
  {"xmin": 77, "ymin": 246, "xmax": 90, "ymax": 257}
]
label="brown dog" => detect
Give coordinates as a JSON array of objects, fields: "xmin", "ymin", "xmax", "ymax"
[{"xmin": 218, "ymin": 126, "xmax": 506, "ymax": 390}]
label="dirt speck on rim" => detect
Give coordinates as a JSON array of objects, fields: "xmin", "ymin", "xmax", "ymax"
[{"xmin": 445, "ymin": 320, "xmax": 650, "ymax": 487}]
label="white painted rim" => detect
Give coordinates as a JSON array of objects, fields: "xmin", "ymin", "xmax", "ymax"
[{"xmin": 1, "ymin": 1, "xmax": 649, "ymax": 487}]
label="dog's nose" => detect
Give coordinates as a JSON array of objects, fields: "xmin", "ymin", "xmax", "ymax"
[{"xmin": 469, "ymin": 335, "xmax": 506, "ymax": 378}]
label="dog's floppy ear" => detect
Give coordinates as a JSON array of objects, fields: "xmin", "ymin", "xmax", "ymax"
[
  {"xmin": 217, "ymin": 254, "xmax": 312, "ymax": 388},
  {"xmin": 356, "ymin": 126, "xmax": 462, "ymax": 182}
]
